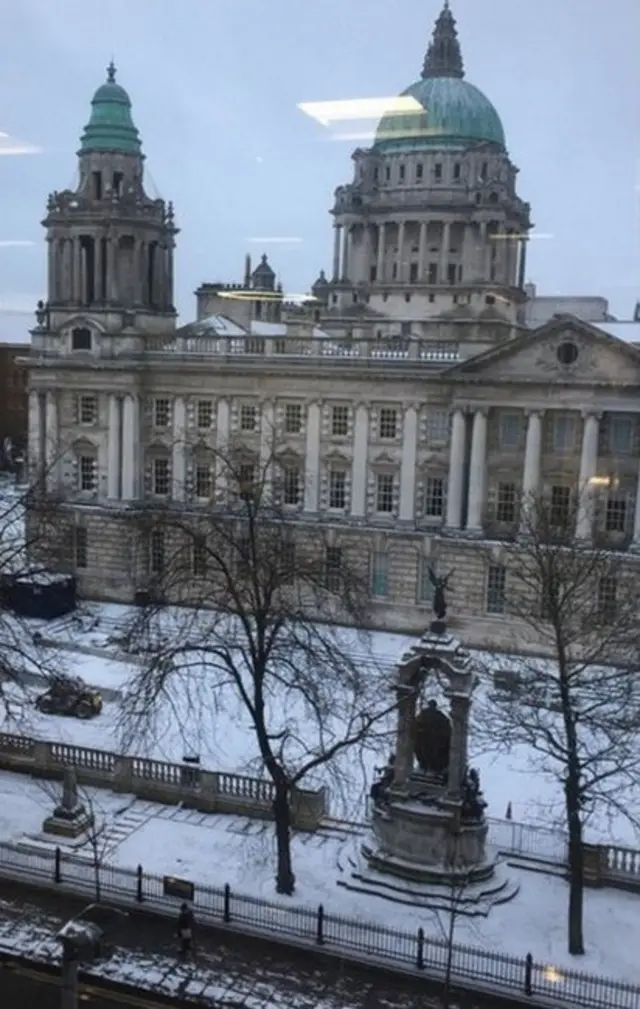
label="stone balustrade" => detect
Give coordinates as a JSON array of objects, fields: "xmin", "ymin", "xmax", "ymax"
[{"xmin": 0, "ymin": 732, "xmax": 326, "ymax": 831}]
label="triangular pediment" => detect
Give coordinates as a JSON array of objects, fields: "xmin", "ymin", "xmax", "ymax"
[
  {"xmin": 324, "ymin": 449, "xmax": 350, "ymax": 464},
  {"xmin": 444, "ymin": 315, "xmax": 640, "ymax": 386}
]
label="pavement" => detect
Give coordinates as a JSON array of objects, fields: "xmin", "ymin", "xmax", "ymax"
[{"xmin": 0, "ymin": 881, "xmax": 457, "ymax": 1008}]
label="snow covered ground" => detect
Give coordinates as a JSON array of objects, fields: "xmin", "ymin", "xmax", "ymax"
[
  {"xmin": 1, "ymin": 616, "xmax": 637, "ymax": 847},
  {"xmin": 0, "ymin": 768, "xmax": 638, "ymax": 988}
]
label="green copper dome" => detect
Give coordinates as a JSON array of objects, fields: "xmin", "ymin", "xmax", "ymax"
[
  {"xmin": 79, "ymin": 62, "xmax": 142, "ymax": 156},
  {"xmin": 374, "ymin": 3, "xmax": 506, "ymax": 152}
]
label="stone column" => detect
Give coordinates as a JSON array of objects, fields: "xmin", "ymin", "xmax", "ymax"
[
  {"xmin": 521, "ymin": 410, "xmax": 543, "ymax": 527},
  {"xmin": 350, "ymin": 402, "xmax": 369, "ymax": 517},
  {"xmin": 166, "ymin": 243, "xmax": 175, "ymax": 309},
  {"xmin": 339, "ymin": 225, "xmax": 349, "ymax": 280},
  {"xmin": 332, "ymin": 225, "xmax": 341, "ymax": 281},
  {"xmin": 73, "ymin": 238, "xmax": 82, "ymax": 302},
  {"xmin": 576, "ymin": 411, "xmax": 601, "ymax": 540},
  {"xmin": 632, "ymin": 461, "xmax": 640, "ymax": 547},
  {"xmin": 121, "ymin": 395, "xmax": 140, "ymax": 500},
  {"xmin": 94, "ymin": 235, "xmax": 104, "ymax": 302},
  {"xmin": 45, "ymin": 391, "xmax": 58, "ymax": 493},
  {"xmin": 396, "ymin": 221, "xmax": 405, "ymax": 282},
  {"xmin": 46, "ymin": 239, "xmax": 55, "ymax": 302},
  {"xmin": 172, "ymin": 396, "xmax": 186, "ymax": 501},
  {"xmin": 447, "ymin": 695, "xmax": 471, "ymax": 798},
  {"xmin": 259, "ymin": 399, "xmax": 276, "ymax": 500},
  {"xmin": 393, "ymin": 681, "xmax": 417, "ymax": 787},
  {"xmin": 417, "ymin": 221, "xmax": 427, "ymax": 281},
  {"xmin": 477, "ymin": 222, "xmax": 488, "ymax": 280},
  {"xmin": 518, "ymin": 237, "xmax": 528, "ymax": 289},
  {"xmin": 28, "ymin": 390, "xmax": 43, "ymax": 484},
  {"xmin": 62, "ymin": 239, "xmax": 73, "ymax": 302},
  {"xmin": 107, "ymin": 239, "xmax": 118, "ymax": 302},
  {"xmin": 303, "ymin": 401, "xmax": 321, "ymax": 512},
  {"xmin": 438, "ymin": 221, "xmax": 450, "ymax": 284},
  {"xmin": 376, "ymin": 223, "xmax": 386, "ymax": 282},
  {"xmin": 107, "ymin": 395, "xmax": 121, "ymax": 499},
  {"xmin": 215, "ymin": 398, "xmax": 230, "ymax": 502},
  {"xmin": 361, "ymin": 225, "xmax": 373, "ymax": 284},
  {"xmin": 466, "ymin": 408, "xmax": 488, "ymax": 532},
  {"xmin": 445, "ymin": 408, "xmax": 467, "ymax": 530},
  {"xmin": 399, "ymin": 404, "xmax": 418, "ymax": 521}
]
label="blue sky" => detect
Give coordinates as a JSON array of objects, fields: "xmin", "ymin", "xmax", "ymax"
[{"xmin": 1, "ymin": 0, "xmax": 639, "ymax": 340}]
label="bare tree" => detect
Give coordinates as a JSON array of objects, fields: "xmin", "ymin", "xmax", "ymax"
[
  {"xmin": 476, "ymin": 490, "xmax": 640, "ymax": 955},
  {"xmin": 0, "ymin": 473, "xmax": 67, "ymax": 722},
  {"xmin": 119, "ymin": 443, "xmax": 397, "ymax": 894}
]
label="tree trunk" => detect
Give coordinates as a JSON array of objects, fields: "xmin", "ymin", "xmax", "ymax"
[
  {"xmin": 565, "ymin": 774, "xmax": 585, "ymax": 955},
  {"xmin": 273, "ymin": 784, "xmax": 295, "ymax": 895}
]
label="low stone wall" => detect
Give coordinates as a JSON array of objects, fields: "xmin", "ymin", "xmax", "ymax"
[{"xmin": 0, "ymin": 732, "xmax": 327, "ymax": 831}]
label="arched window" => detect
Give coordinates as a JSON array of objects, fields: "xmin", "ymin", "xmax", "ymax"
[{"xmin": 71, "ymin": 327, "xmax": 92, "ymax": 351}]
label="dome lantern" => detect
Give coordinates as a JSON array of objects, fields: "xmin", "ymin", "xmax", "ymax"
[{"xmin": 422, "ymin": 0, "xmax": 464, "ymax": 80}]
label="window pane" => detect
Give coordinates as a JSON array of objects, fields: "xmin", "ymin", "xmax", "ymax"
[
  {"xmin": 424, "ymin": 477, "xmax": 444, "ymax": 517},
  {"xmin": 197, "ymin": 400, "xmax": 213, "ymax": 429},
  {"xmin": 370, "ymin": 551, "xmax": 389, "ymax": 597},
  {"xmin": 375, "ymin": 473, "xmax": 394, "ymax": 513},
  {"xmin": 284, "ymin": 404, "xmax": 302, "ymax": 434},
  {"xmin": 426, "ymin": 410, "xmax": 449, "ymax": 444},
  {"xmin": 486, "ymin": 564, "xmax": 506, "ymax": 614},
  {"xmin": 329, "ymin": 470, "xmax": 346, "ymax": 509},
  {"xmin": 240, "ymin": 404, "xmax": 257, "ymax": 431},
  {"xmin": 496, "ymin": 483, "xmax": 517, "ymax": 522},
  {"xmin": 611, "ymin": 417, "xmax": 633, "ymax": 455},
  {"xmin": 499, "ymin": 413, "xmax": 520, "ymax": 449},
  {"xmin": 379, "ymin": 408, "xmax": 398, "ymax": 440},
  {"xmin": 553, "ymin": 416, "xmax": 575, "ymax": 452},
  {"xmin": 331, "ymin": 406, "xmax": 349, "ymax": 436}
]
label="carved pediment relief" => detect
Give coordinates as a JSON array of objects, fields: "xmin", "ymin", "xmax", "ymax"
[
  {"xmin": 445, "ymin": 317, "xmax": 640, "ymax": 387},
  {"xmin": 72, "ymin": 436, "xmax": 96, "ymax": 453},
  {"xmin": 371, "ymin": 451, "xmax": 399, "ymax": 470},
  {"xmin": 324, "ymin": 449, "xmax": 350, "ymax": 465}
]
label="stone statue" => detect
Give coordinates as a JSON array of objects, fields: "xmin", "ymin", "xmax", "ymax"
[
  {"xmin": 370, "ymin": 752, "xmax": 395, "ymax": 808},
  {"xmin": 461, "ymin": 766, "xmax": 487, "ymax": 821},
  {"xmin": 428, "ymin": 567, "xmax": 454, "ymax": 622},
  {"xmin": 57, "ymin": 767, "xmax": 80, "ymax": 818},
  {"xmin": 413, "ymin": 699, "xmax": 451, "ymax": 775}
]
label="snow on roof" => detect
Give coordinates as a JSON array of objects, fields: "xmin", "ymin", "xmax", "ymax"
[
  {"xmin": 186, "ymin": 315, "xmax": 246, "ymax": 337},
  {"xmin": 250, "ymin": 321, "xmax": 287, "ymax": 337},
  {"xmin": 595, "ymin": 321, "xmax": 640, "ymax": 344}
]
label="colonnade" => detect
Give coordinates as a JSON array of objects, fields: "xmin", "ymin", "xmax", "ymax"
[
  {"xmin": 332, "ymin": 219, "xmax": 528, "ymax": 288},
  {"xmin": 29, "ymin": 392, "xmax": 640, "ymax": 545}
]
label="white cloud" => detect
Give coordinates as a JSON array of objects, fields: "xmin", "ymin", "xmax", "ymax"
[
  {"xmin": 0, "ymin": 240, "xmax": 35, "ymax": 248},
  {"xmin": 0, "ymin": 131, "xmax": 41, "ymax": 155}
]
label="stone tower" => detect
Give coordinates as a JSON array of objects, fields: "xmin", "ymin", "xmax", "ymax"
[
  {"xmin": 41, "ymin": 62, "xmax": 178, "ymax": 344},
  {"xmin": 320, "ymin": 1, "xmax": 532, "ymax": 347}
]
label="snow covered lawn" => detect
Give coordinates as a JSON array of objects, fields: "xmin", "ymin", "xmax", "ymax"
[{"xmin": 0, "ymin": 769, "xmax": 638, "ymax": 988}]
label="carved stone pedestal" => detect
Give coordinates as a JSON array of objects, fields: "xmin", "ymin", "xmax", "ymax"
[{"xmin": 42, "ymin": 804, "xmax": 94, "ymax": 839}]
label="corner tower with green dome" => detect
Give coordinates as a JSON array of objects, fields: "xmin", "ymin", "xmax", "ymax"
[
  {"xmin": 41, "ymin": 62, "xmax": 178, "ymax": 336},
  {"xmin": 316, "ymin": 1, "xmax": 532, "ymax": 348}
]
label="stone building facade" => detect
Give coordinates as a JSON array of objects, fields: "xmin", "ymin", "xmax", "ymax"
[{"xmin": 25, "ymin": 7, "xmax": 640, "ymax": 645}]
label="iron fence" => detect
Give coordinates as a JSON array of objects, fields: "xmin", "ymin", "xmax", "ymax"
[{"xmin": 0, "ymin": 839, "xmax": 637, "ymax": 1009}]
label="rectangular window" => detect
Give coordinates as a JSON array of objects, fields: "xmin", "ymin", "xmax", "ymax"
[
  {"xmin": 195, "ymin": 463, "xmax": 212, "ymax": 498},
  {"xmin": 79, "ymin": 395, "xmax": 97, "ymax": 425},
  {"xmin": 284, "ymin": 403, "xmax": 302, "ymax": 434},
  {"xmin": 240, "ymin": 404, "xmax": 257, "ymax": 431},
  {"xmin": 418, "ymin": 558, "xmax": 435, "ymax": 604},
  {"xmin": 197, "ymin": 400, "xmax": 213, "ymax": 430},
  {"xmin": 399, "ymin": 165, "xmax": 405, "ymax": 182},
  {"xmin": 376, "ymin": 473, "xmax": 394, "ymax": 513},
  {"xmin": 153, "ymin": 457, "xmax": 170, "ymax": 496},
  {"xmin": 453, "ymin": 162, "xmax": 461, "ymax": 180},
  {"xmin": 598, "ymin": 575, "xmax": 617, "ymax": 621},
  {"xmin": 447, "ymin": 263, "xmax": 457, "ymax": 285},
  {"xmin": 434, "ymin": 163, "xmax": 443, "ymax": 181},
  {"xmin": 610, "ymin": 417, "xmax": 633, "ymax": 455},
  {"xmin": 238, "ymin": 462, "xmax": 256, "ymax": 499},
  {"xmin": 486, "ymin": 564, "xmax": 506, "ymax": 615},
  {"xmin": 154, "ymin": 398, "xmax": 170, "ymax": 428},
  {"xmin": 379, "ymin": 408, "xmax": 398, "ymax": 440},
  {"xmin": 329, "ymin": 469, "xmax": 346, "ymax": 510},
  {"xmin": 428, "ymin": 263, "xmax": 438, "ymax": 284},
  {"xmin": 550, "ymin": 485, "xmax": 571, "ymax": 527},
  {"xmin": 553, "ymin": 415, "xmax": 575, "ymax": 453},
  {"xmin": 75, "ymin": 527, "xmax": 88, "ymax": 569},
  {"xmin": 370, "ymin": 551, "xmax": 389, "ymax": 598},
  {"xmin": 325, "ymin": 546, "xmax": 342, "ymax": 592},
  {"xmin": 236, "ymin": 535, "xmax": 251, "ymax": 577},
  {"xmin": 409, "ymin": 263, "xmax": 418, "ymax": 283},
  {"xmin": 496, "ymin": 483, "xmax": 517, "ymax": 523},
  {"xmin": 424, "ymin": 477, "xmax": 444, "ymax": 517},
  {"xmin": 331, "ymin": 405, "xmax": 349, "ymax": 436},
  {"xmin": 71, "ymin": 327, "xmax": 92, "ymax": 351},
  {"xmin": 499, "ymin": 413, "xmax": 520, "ymax": 450},
  {"xmin": 192, "ymin": 536, "xmax": 207, "ymax": 577},
  {"xmin": 416, "ymin": 163, "xmax": 423, "ymax": 181},
  {"xmin": 150, "ymin": 529, "xmax": 165, "ymax": 575},
  {"xmin": 79, "ymin": 455, "xmax": 96, "ymax": 492},
  {"xmin": 426, "ymin": 409, "xmax": 449, "ymax": 444},
  {"xmin": 605, "ymin": 496, "xmax": 627, "ymax": 533},
  {"xmin": 283, "ymin": 467, "xmax": 301, "ymax": 505}
]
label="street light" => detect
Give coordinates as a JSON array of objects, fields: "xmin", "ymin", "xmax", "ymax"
[{"xmin": 57, "ymin": 904, "xmax": 128, "ymax": 1009}]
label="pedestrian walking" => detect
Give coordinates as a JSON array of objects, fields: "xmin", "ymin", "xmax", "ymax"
[{"xmin": 176, "ymin": 902, "xmax": 195, "ymax": 956}]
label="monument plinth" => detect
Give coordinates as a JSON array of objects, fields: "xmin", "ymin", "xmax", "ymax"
[
  {"xmin": 42, "ymin": 767, "xmax": 94, "ymax": 839},
  {"xmin": 341, "ymin": 574, "xmax": 518, "ymax": 915}
]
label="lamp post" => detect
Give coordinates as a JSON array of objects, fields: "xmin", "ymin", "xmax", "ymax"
[{"xmin": 57, "ymin": 904, "xmax": 128, "ymax": 1008}]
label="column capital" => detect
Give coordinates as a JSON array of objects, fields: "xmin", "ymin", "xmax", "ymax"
[
  {"xmin": 405, "ymin": 402, "xmax": 421, "ymax": 414},
  {"xmin": 581, "ymin": 409, "xmax": 603, "ymax": 421},
  {"xmin": 354, "ymin": 399, "xmax": 370, "ymax": 412},
  {"xmin": 524, "ymin": 407, "xmax": 544, "ymax": 419}
]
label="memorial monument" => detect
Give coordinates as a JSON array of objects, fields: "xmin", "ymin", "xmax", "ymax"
[
  {"xmin": 342, "ymin": 570, "xmax": 518, "ymax": 914},
  {"xmin": 42, "ymin": 767, "xmax": 94, "ymax": 838}
]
